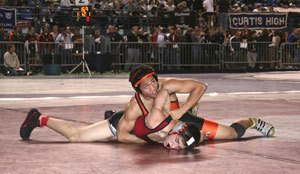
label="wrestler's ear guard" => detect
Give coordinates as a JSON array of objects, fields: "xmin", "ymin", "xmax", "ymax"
[{"xmin": 180, "ymin": 122, "xmax": 201, "ymax": 148}]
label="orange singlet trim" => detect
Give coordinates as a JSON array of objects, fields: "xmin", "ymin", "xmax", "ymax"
[
  {"xmin": 170, "ymin": 100, "xmax": 180, "ymax": 111},
  {"xmin": 135, "ymin": 92, "xmax": 149, "ymax": 116},
  {"xmin": 201, "ymin": 119, "xmax": 219, "ymax": 139},
  {"xmin": 134, "ymin": 72, "xmax": 155, "ymax": 87}
]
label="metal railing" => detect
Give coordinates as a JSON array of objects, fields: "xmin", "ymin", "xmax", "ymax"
[{"xmin": 0, "ymin": 41, "xmax": 299, "ymax": 74}]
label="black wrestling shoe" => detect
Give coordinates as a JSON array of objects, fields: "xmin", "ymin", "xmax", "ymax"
[
  {"xmin": 20, "ymin": 108, "xmax": 41, "ymax": 140},
  {"xmin": 104, "ymin": 110, "xmax": 116, "ymax": 120}
]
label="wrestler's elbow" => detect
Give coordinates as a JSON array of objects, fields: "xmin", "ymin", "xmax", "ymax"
[
  {"xmin": 117, "ymin": 132, "xmax": 128, "ymax": 143},
  {"xmin": 199, "ymin": 82, "xmax": 207, "ymax": 91},
  {"xmin": 195, "ymin": 82, "xmax": 207, "ymax": 96}
]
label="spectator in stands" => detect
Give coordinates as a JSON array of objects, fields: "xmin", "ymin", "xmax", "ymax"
[
  {"xmin": 125, "ymin": 26, "xmax": 140, "ymax": 71},
  {"xmin": 242, "ymin": 0, "xmax": 256, "ymax": 10},
  {"xmin": 158, "ymin": 0, "xmax": 167, "ymax": 6},
  {"xmin": 0, "ymin": 26, "xmax": 7, "ymax": 66},
  {"xmin": 39, "ymin": 24, "xmax": 55, "ymax": 57},
  {"xmin": 267, "ymin": 6, "xmax": 279, "ymax": 12},
  {"xmin": 231, "ymin": 3, "xmax": 242, "ymax": 12},
  {"xmin": 203, "ymin": 0, "xmax": 215, "ymax": 27},
  {"xmin": 60, "ymin": 0, "xmax": 72, "ymax": 7},
  {"xmin": 0, "ymin": 26, "xmax": 7, "ymax": 41},
  {"xmin": 288, "ymin": 28, "xmax": 300, "ymax": 63},
  {"xmin": 139, "ymin": 0, "xmax": 147, "ymax": 11},
  {"xmin": 55, "ymin": 27, "xmax": 74, "ymax": 69},
  {"xmin": 147, "ymin": 0, "xmax": 158, "ymax": 26},
  {"xmin": 246, "ymin": 30, "xmax": 258, "ymax": 69},
  {"xmin": 186, "ymin": 27, "xmax": 199, "ymax": 67},
  {"xmin": 124, "ymin": 0, "xmax": 139, "ymax": 15},
  {"xmin": 24, "ymin": 26, "xmax": 39, "ymax": 64},
  {"xmin": 51, "ymin": 25, "xmax": 60, "ymax": 41},
  {"xmin": 166, "ymin": 0, "xmax": 176, "ymax": 12},
  {"xmin": 138, "ymin": 0, "xmax": 148, "ymax": 26},
  {"xmin": 157, "ymin": 27, "xmax": 168, "ymax": 65},
  {"xmin": 8, "ymin": 25, "xmax": 25, "ymax": 64},
  {"xmin": 93, "ymin": 27, "xmax": 102, "ymax": 53},
  {"xmin": 71, "ymin": 27, "xmax": 82, "ymax": 55},
  {"xmin": 229, "ymin": 30, "xmax": 243, "ymax": 67},
  {"xmin": 39, "ymin": 0, "xmax": 54, "ymax": 23},
  {"xmin": 240, "ymin": 4, "xmax": 251, "ymax": 12},
  {"xmin": 257, "ymin": 29, "xmax": 272, "ymax": 69},
  {"xmin": 107, "ymin": 25, "xmax": 124, "ymax": 52},
  {"xmin": 99, "ymin": 0, "xmax": 111, "ymax": 10},
  {"xmin": 106, "ymin": 25, "xmax": 124, "ymax": 43},
  {"xmin": 176, "ymin": 27, "xmax": 188, "ymax": 68},
  {"xmin": 138, "ymin": 27, "xmax": 150, "ymax": 62},
  {"xmin": 193, "ymin": 0, "xmax": 204, "ymax": 13},
  {"xmin": 212, "ymin": 27, "xmax": 225, "ymax": 44},
  {"xmin": 106, "ymin": 25, "xmax": 124, "ymax": 71},
  {"xmin": 268, "ymin": 31, "xmax": 282, "ymax": 69},
  {"xmin": 150, "ymin": 27, "xmax": 159, "ymax": 60},
  {"xmin": 167, "ymin": 26, "xmax": 180, "ymax": 70},
  {"xmin": 147, "ymin": 0, "xmax": 158, "ymax": 11},
  {"xmin": 279, "ymin": 0, "xmax": 296, "ymax": 8},
  {"xmin": 3, "ymin": 44, "xmax": 25, "ymax": 76},
  {"xmin": 216, "ymin": 0, "xmax": 230, "ymax": 30},
  {"xmin": 9, "ymin": 25, "xmax": 23, "ymax": 42},
  {"xmin": 253, "ymin": 4, "xmax": 263, "ymax": 12},
  {"xmin": 175, "ymin": 1, "xmax": 191, "ymax": 12}
]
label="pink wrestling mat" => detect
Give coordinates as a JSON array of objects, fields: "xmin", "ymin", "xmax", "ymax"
[{"xmin": 0, "ymin": 72, "xmax": 299, "ymax": 173}]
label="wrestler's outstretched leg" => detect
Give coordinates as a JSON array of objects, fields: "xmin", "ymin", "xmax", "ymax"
[
  {"xmin": 20, "ymin": 108, "xmax": 114, "ymax": 142},
  {"xmin": 208, "ymin": 117, "xmax": 275, "ymax": 140}
]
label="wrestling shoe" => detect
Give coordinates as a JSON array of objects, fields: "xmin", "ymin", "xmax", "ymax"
[
  {"xmin": 188, "ymin": 103, "xmax": 199, "ymax": 116},
  {"xmin": 104, "ymin": 110, "xmax": 116, "ymax": 120},
  {"xmin": 250, "ymin": 117, "xmax": 275, "ymax": 137},
  {"xmin": 20, "ymin": 108, "xmax": 41, "ymax": 140}
]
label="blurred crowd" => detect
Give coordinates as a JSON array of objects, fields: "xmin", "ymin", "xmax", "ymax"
[{"xmin": 0, "ymin": 0, "xmax": 299, "ymax": 72}]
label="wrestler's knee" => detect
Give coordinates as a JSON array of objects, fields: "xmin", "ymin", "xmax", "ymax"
[
  {"xmin": 229, "ymin": 123, "xmax": 246, "ymax": 139},
  {"xmin": 227, "ymin": 128, "xmax": 239, "ymax": 139},
  {"xmin": 67, "ymin": 130, "xmax": 81, "ymax": 142}
]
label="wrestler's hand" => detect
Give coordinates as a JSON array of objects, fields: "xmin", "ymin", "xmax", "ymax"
[{"xmin": 169, "ymin": 108, "xmax": 185, "ymax": 120}]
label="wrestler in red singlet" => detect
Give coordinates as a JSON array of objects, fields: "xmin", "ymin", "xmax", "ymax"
[{"xmin": 133, "ymin": 92, "xmax": 178, "ymax": 142}]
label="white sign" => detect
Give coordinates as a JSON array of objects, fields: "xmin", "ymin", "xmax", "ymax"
[{"xmin": 75, "ymin": 0, "xmax": 89, "ymax": 6}]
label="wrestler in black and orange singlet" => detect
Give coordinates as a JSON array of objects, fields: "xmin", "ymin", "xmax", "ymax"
[{"xmin": 132, "ymin": 92, "xmax": 220, "ymax": 140}]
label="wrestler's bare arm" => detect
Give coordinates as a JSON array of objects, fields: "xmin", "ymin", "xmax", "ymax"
[
  {"xmin": 117, "ymin": 102, "xmax": 146, "ymax": 144},
  {"xmin": 145, "ymin": 89, "xmax": 169, "ymax": 128},
  {"xmin": 162, "ymin": 79, "xmax": 207, "ymax": 119}
]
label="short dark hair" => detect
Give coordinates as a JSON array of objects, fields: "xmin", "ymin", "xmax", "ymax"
[
  {"xmin": 7, "ymin": 44, "xmax": 15, "ymax": 50},
  {"xmin": 129, "ymin": 65, "xmax": 158, "ymax": 92}
]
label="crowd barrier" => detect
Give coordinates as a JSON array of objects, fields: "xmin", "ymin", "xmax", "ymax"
[{"xmin": 0, "ymin": 41, "xmax": 299, "ymax": 74}]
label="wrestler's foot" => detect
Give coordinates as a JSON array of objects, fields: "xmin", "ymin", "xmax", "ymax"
[
  {"xmin": 20, "ymin": 108, "xmax": 41, "ymax": 140},
  {"xmin": 250, "ymin": 117, "xmax": 275, "ymax": 137},
  {"xmin": 104, "ymin": 110, "xmax": 116, "ymax": 120},
  {"xmin": 188, "ymin": 103, "xmax": 199, "ymax": 116}
]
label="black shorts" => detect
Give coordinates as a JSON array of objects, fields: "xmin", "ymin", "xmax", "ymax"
[{"xmin": 108, "ymin": 110, "xmax": 124, "ymax": 137}]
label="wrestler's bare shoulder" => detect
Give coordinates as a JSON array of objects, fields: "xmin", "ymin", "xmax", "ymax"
[
  {"xmin": 158, "ymin": 78, "xmax": 184, "ymax": 89},
  {"xmin": 124, "ymin": 97, "xmax": 142, "ymax": 121},
  {"xmin": 158, "ymin": 78, "xmax": 179, "ymax": 85}
]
